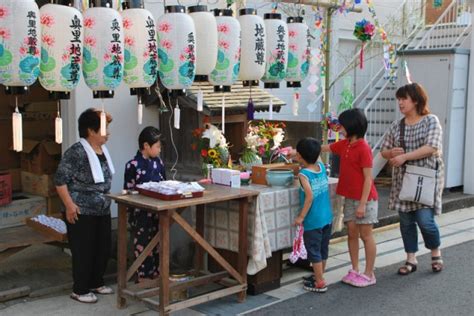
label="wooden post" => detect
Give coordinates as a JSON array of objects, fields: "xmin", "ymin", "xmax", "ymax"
[
  {"xmin": 116, "ymin": 204, "xmax": 128, "ymax": 308},
  {"xmin": 159, "ymin": 209, "xmax": 171, "ymax": 316},
  {"xmin": 195, "ymin": 204, "xmax": 205, "ymax": 273}
]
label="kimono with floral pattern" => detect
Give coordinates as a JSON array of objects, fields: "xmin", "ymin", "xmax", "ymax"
[{"xmin": 124, "ymin": 151, "xmax": 166, "ymax": 279}]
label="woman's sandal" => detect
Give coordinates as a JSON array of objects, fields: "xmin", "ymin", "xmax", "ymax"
[
  {"xmin": 398, "ymin": 262, "xmax": 417, "ymax": 275},
  {"xmin": 431, "ymin": 256, "xmax": 444, "ymax": 273}
]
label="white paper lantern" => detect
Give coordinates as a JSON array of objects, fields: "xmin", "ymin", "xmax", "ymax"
[
  {"xmin": 238, "ymin": 8, "xmax": 265, "ymax": 86},
  {"xmin": 121, "ymin": 8, "xmax": 157, "ymax": 89},
  {"xmin": 0, "ymin": 0, "xmax": 41, "ymax": 90},
  {"xmin": 82, "ymin": 7, "xmax": 124, "ymax": 96},
  {"xmin": 157, "ymin": 5, "xmax": 196, "ymax": 91},
  {"xmin": 262, "ymin": 13, "xmax": 288, "ymax": 89},
  {"xmin": 188, "ymin": 5, "xmax": 217, "ymax": 82},
  {"xmin": 209, "ymin": 9, "xmax": 240, "ymax": 92},
  {"xmin": 39, "ymin": 4, "xmax": 83, "ymax": 96},
  {"xmin": 286, "ymin": 17, "xmax": 310, "ymax": 88}
]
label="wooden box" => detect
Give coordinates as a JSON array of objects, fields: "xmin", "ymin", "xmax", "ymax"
[
  {"xmin": 208, "ymin": 249, "xmax": 282, "ymax": 295},
  {"xmin": 25, "ymin": 215, "xmax": 67, "ymax": 242},
  {"xmin": 251, "ymin": 163, "xmax": 300, "ymax": 185},
  {"xmin": 21, "ymin": 171, "xmax": 57, "ymax": 197}
]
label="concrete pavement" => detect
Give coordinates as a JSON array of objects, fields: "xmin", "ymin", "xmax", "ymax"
[{"xmin": 0, "ymin": 207, "xmax": 472, "ymax": 316}]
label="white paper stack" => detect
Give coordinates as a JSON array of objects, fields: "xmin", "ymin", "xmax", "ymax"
[{"xmin": 137, "ymin": 181, "xmax": 205, "ymax": 195}]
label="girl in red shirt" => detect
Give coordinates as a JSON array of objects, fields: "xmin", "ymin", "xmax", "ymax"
[{"xmin": 322, "ymin": 108, "xmax": 378, "ymax": 288}]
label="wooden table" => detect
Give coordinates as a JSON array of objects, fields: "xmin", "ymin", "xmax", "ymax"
[{"xmin": 109, "ymin": 184, "xmax": 259, "ymax": 315}]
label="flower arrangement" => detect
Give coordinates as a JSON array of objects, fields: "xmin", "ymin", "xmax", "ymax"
[
  {"xmin": 241, "ymin": 121, "xmax": 286, "ymax": 165},
  {"xmin": 192, "ymin": 123, "xmax": 230, "ymax": 169},
  {"xmin": 353, "ymin": 18, "xmax": 375, "ymax": 69}
]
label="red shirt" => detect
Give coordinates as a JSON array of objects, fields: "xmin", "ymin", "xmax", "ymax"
[{"xmin": 330, "ymin": 139, "xmax": 378, "ymax": 201}]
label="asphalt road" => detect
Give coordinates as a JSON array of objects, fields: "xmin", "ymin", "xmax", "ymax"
[{"xmin": 250, "ymin": 240, "xmax": 474, "ymax": 316}]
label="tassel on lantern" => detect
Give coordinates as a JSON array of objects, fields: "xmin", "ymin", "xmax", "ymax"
[
  {"xmin": 197, "ymin": 89, "xmax": 203, "ymax": 112},
  {"xmin": 100, "ymin": 100, "xmax": 107, "ymax": 136},
  {"xmin": 292, "ymin": 91, "xmax": 300, "ymax": 116},
  {"xmin": 360, "ymin": 42, "xmax": 364, "ymax": 69},
  {"xmin": 247, "ymin": 98, "xmax": 254, "ymax": 120},
  {"xmin": 174, "ymin": 101, "xmax": 181, "ymax": 129},
  {"xmin": 12, "ymin": 97, "xmax": 22, "ymax": 152},
  {"xmin": 55, "ymin": 101, "xmax": 62, "ymax": 144},
  {"xmin": 137, "ymin": 96, "xmax": 143, "ymax": 125},
  {"xmin": 221, "ymin": 94, "xmax": 225, "ymax": 134},
  {"xmin": 269, "ymin": 97, "xmax": 273, "ymax": 120}
]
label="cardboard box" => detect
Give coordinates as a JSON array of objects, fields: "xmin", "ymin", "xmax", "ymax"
[
  {"xmin": 0, "ymin": 172, "xmax": 12, "ymax": 206},
  {"xmin": 21, "ymin": 171, "xmax": 57, "ymax": 197},
  {"xmin": 251, "ymin": 163, "xmax": 300, "ymax": 185},
  {"xmin": 6, "ymin": 168, "xmax": 21, "ymax": 191},
  {"xmin": 211, "ymin": 168, "xmax": 240, "ymax": 188},
  {"xmin": 21, "ymin": 139, "xmax": 61, "ymax": 175},
  {"xmin": 47, "ymin": 195, "xmax": 63, "ymax": 215},
  {"xmin": 0, "ymin": 193, "xmax": 46, "ymax": 229}
]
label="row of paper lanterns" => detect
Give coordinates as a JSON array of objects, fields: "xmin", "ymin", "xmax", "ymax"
[{"xmin": 0, "ymin": 0, "xmax": 311, "ymax": 98}]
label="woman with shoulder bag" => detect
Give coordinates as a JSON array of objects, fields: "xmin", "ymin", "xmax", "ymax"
[{"xmin": 380, "ymin": 83, "xmax": 444, "ymax": 275}]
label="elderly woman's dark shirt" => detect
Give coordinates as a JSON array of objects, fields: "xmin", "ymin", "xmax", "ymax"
[{"xmin": 55, "ymin": 142, "xmax": 112, "ymax": 216}]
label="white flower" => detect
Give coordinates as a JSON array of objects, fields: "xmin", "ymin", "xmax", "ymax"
[
  {"xmin": 202, "ymin": 124, "xmax": 227, "ymax": 149},
  {"xmin": 271, "ymin": 129, "xmax": 284, "ymax": 150}
]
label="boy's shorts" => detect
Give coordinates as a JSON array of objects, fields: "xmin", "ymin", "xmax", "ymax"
[
  {"xmin": 343, "ymin": 198, "xmax": 378, "ymax": 225},
  {"xmin": 303, "ymin": 224, "xmax": 332, "ymax": 263}
]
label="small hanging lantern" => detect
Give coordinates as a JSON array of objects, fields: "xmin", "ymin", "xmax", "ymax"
[
  {"xmin": 188, "ymin": 5, "xmax": 217, "ymax": 82},
  {"xmin": 121, "ymin": 2, "xmax": 158, "ymax": 124},
  {"xmin": 209, "ymin": 9, "xmax": 240, "ymax": 93},
  {"xmin": 0, "ymin": 0, "xmax": 41, "ymax": 94},
  {"xmin": 286, "ymin": 17, "xmax": 310, "ymax": 88},
  {"xmin": 39, "ymin": 4, "xmax": 83, "ymax": 100},
  {"xmin": 262, "ymin": 13, "xmax": 288, "ymax": 89},
  {"xmin": 157, "ymin": 5, "xmax": 196, "ymax": 91},
  {"xmin": 83, "ymin": 4, "xmax": 124, "ymax": 98},
  {"xmin": 238, "ymin": 8, "xmax": 265, "ymax": 87}
]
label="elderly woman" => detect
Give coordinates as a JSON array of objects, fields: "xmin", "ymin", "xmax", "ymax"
[
  {"xmin": 55, "ymin": 108, "xmax": 115, "ymax": 303},
  {"xmin": 381, "ymin": 83, "xmax": 444, "ymax": 276}
]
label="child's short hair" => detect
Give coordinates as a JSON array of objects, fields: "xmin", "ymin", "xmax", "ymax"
[
  {"xmin": 338, "ymin": 108, "xmax": 368, "ymax": 138},
  {"xmin": 296, "ymin": 137, "xmax": 321, "ymax": 164},
  {"xmin": 139, "ymin": 126, "xmax": 162, "ymax": 150}
]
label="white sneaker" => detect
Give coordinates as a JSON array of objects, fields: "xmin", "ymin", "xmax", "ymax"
[
  {"xmin": 70, "ymin": 292, "xmax": 98, "ymax": 303},
  {"xmin": 91, "ymin": 285, "xmax": 114, "ymax": 295}
]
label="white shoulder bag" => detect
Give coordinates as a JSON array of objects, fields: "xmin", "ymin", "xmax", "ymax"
[{"xmin": 398, "ymin": 118, "xmax": 437, "ymax": 207}]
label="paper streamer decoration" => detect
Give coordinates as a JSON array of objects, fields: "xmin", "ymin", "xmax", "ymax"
[
  {"xmin": 238, "ymin": 8, "xmax": 265, "ymax": 85},
  {"xmin": 292, "ymin": 91, "xmax": 299, "ymax": 116},
  {"xmin": 82, "ymin": 7, "xmax": 124, "ymax": 93},
  {"xmin": 262, "ymin": 13, "xmax": 288, "ymax": 89},
  {"xmin": 209, "ymin": 9, "xmax": 241, "ymax": 92},
  {"xmin": 188, "ymin": 5, "xmax": 217, "ymax": 81},
  {"xmin": 39, "ymin": 4, "xmax": 83, "ymax": 96},
  {"xmin": 12, "ymin": 99, "xmax": 22, "ymax": 152},
  {"xmin": 286, "ymin": 17, "xmax": 310, "ymax": 88},
  {"xmin": 404, "ymin": 60, "xmax": 412, "ymax": 84},
  {"xmin": 0, "ymin": 0, "xmax": 41, "ymax": 88},
  {"xmin": 353, "ymin": 18, "xmax": 375, "ymax": 69},
  {"xmin": 366, "ymin": 0, "xmax": 397, "ymax": 82},
  {"xmin": 174, "ymin": 103, "xmax": 180, "ymax": 129},
  {"xmin": 157, "ymin": 6, "xmax": 196, "ymax": 91}
]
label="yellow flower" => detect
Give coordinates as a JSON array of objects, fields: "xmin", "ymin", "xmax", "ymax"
[{"xmin": 208, "ymin": 149, "xmax": 218, "ymax": 159}]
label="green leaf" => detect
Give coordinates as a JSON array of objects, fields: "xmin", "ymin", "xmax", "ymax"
[
  {"xmin": 83, "ymin": 57, "xmax": 98, "ymax": 73},
  {"xmin": 0, "ymin": 48, "xmax": 12, "ymax": 67},
  {"xmin": 40, "ymin": 56, "xmax": 56, "ymax": 72},
  {"xmin": 125, "ymin": 55, "xmax": 138, "ymax": 70}
]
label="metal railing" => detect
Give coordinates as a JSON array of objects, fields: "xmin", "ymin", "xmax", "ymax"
[{"xmin": 414, "ymin": 0, "xmax": 472, "ymax": 49}]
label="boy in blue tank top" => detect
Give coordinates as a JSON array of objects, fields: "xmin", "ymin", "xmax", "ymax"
[{"xmin": 294, "ymin": 137, "xmax": 333, "ymax": 293}]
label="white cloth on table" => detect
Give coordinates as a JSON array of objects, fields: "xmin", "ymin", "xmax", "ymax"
[{"xmin": 247, "ymin": 197, "xmax": 272, "ymax": 275}]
